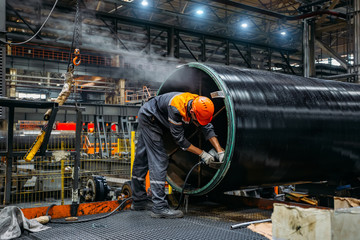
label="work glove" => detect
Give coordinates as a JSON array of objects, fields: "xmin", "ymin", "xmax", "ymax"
[
  {"xmin": 218, "ymin": 151, "xmax": 225, "ymax": 162},
  {"xmin": 199, "ymin": 151, "xmax": 215, "ymax": 165}
]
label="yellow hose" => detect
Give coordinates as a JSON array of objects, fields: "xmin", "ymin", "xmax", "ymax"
[
  {"xmin": 24, "ymin": 130, "xmax": 46, "ymax": 162},
  {"xmin": 26, "ymin": 70, "xmax": 74, "ymax": 160}
]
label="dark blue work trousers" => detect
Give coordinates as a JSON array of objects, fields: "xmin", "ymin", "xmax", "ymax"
[{"xmin": 131, "ymin": 108, "xmax": 169, "ymax": 210}]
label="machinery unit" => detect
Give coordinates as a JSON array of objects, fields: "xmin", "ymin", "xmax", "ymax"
[{"xmin": 80, "ymin": 175, "xmax": 111, "ymax": 202}]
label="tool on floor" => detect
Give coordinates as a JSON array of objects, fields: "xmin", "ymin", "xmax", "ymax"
[
  {"xmin": 33, "ymin": 216, "xmax": 51, "ymax": 225},
  {"xmin": 231, "ymin": 219, "xmax": 272, "ymax": 230},
  {"xmin": 284, "ymin": 191, "xmax": 318, "ymax": 206}
]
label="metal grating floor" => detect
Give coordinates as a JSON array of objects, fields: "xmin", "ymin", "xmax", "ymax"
[{"xmin": 18, "ymin": 201, "xmax": 272, "ymax": 240}]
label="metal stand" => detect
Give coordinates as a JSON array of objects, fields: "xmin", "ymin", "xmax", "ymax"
[
  {"xmin": 4, "ymin": 107, "xmax": 14, "ymax": 206},
  {"xmin": 0, "ymin": 98, "xmax": 58, "ymax": 205},
  {"xmin": 184, "ymin": 195, "xmax": 189, "ymax": 213},
  {"xmin": 95, "ymin": 115, "xmax": 109, "ymax": 158},
  {"xmin": 59, "ymin": 105, "xmax": 85, "ymax": 216},
  {"xmin": 231, "ymin": 219, "xmax": 272, "ymax": 230}
]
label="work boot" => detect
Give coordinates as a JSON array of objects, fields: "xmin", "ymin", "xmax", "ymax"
[
  {"xmin": 151, "ymin": 207, "xmax": 184, "ymax": 218},
  {"xmin": 131, "ymin": 199, "xmax": 153, "ymax": 211}
]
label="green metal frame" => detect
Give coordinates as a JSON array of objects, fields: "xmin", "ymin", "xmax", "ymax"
[{"xmin": 160, "ymin": 62, "xmax": 236, "ymax": 196}]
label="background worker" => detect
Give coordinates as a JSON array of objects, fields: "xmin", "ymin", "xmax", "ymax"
[{"xmin": 131, "ymin": 92, "xmax": 225, "ymax": 218}]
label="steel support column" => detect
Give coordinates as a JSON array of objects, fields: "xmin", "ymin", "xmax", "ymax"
[
  {"xmin": 246, "ymin": 44, "xmax": 252, "ymax": 68},
  {"xmin": 225, "ymin": 40, "xmax": 230, "ymax": 65},
  {"xmin": 303, "ymin": 19, "xmax": 315, "ymax": 77},
  {"xmin": 268, "ymin": 48, "xmax": 272, "ymax": 71},
  {"xmin": 354, "ymin": 0, "xmax": 360, "ymax": 82},
  {"xmin": 174, "ymin": 30, "xmax": 179, "ymax": 58},
  {"xmin": 71, "ymin": 107, "xmax": 82, "ymax": 216},
  {"xmin": 146, "ymin": 26, "xmax": 150, "ymax": 54},
  {"xmin": 168, "ymin": 27, "xmax": 174, "ymax": 57},
  {"xmin": 201, "ymin": 35, "xmax": 206, "ymax": 62},
  {"xmin": 0, "ymin": 0, "xmax": 5, "ymax": 119},
  {"xmin": 4, "ymin": 107, "xmax": 14, "ymax": 205}
]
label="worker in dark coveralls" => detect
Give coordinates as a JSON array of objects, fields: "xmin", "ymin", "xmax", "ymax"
[{"xmin": 131, "ymin": 92, "xmax": 224, "ymax": 218}]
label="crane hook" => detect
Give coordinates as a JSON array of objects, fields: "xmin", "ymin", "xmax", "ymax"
[{"xmin": 73, "ymin": 48, "xmax": 81, "ymax": 66}]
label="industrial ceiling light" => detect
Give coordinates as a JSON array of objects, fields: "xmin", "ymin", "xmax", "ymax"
[
  {"xmin": 196, "ymin": 9, "xmax": 204, "ymax": 15},
  {"xmin": 141, "ymin": 0, "xmax": 148, "ymax": 6}
]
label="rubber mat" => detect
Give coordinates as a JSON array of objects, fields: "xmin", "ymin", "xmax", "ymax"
[{"xmin": 21, "ymin": 210, "xmax": 269, "ymax": 240}]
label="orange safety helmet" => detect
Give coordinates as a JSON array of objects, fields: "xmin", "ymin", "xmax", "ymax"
[{"xmin": 192, "ymin": 96, "xmax": 214, "ymax": 125}]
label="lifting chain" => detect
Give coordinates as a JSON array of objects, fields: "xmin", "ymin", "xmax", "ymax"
[
  {"xmin": 69, "ymin": 0, "xmax": 81, "ymax": 104},
  {"xmin": 69, "ymin": 0, "xmax": 81, "ymax": 70}
]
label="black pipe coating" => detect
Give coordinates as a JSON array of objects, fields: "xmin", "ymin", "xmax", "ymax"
[{"xmin": 159, "ymin": 63, "xmax": 360, "ymax": 195}]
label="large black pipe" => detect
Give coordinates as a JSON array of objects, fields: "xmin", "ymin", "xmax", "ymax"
[
  {"xmin": 159, "ymin": 63, "xmax": 360, "ymax": 195},
  {"xmin": 0, "ymin": 130, "xmax": 76, "ymax": 151}
]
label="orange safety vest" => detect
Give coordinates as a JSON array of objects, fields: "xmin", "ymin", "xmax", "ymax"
[{"xmin": 169, "ymin": 92, "xmax": 198, "ymax": 123}]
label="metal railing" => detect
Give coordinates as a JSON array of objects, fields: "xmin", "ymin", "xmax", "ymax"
[
  {"xmin": 8, "ymin": 156, "xmax": 72, "ymax": 207},
  {"xmin": 10, "ymin": 45, "xmax": 113, "ymax": 67},
  {"xmin": 1, "ymin": 129, "xmax": 136, "ymax": 207},
  {"xmin": 125, "ymin": 86, "xmax": 157, "ymax": 103}
]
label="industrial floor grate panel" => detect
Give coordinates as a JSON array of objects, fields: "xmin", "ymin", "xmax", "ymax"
[
  {"xmin": 186, "ymin": 201, "xmax": 272, "ymax": 223},
  {"xmin": 21, "ymin": 209, "xmax": 270, "ymax": 240}
]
